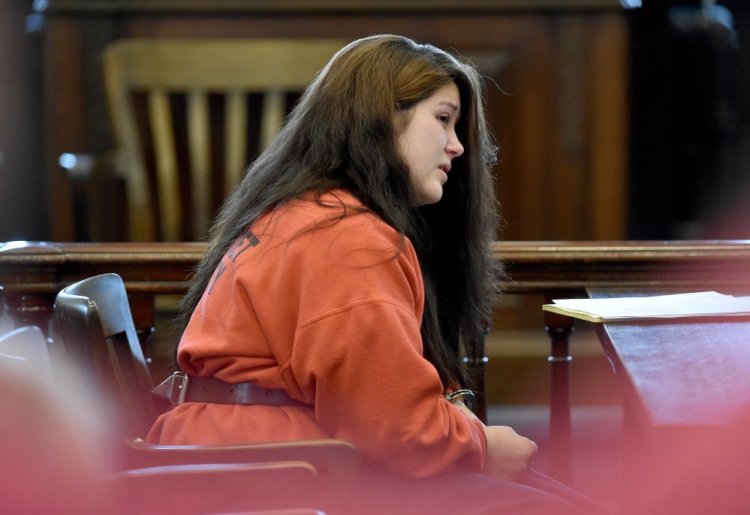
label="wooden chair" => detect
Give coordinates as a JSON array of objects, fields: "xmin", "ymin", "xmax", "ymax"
[
  {"xmin": 53, "ymin": 273, "xmax": 359, "ymax": 513},
  {"xmin": 102, "ymin": 38, "xmax": 344, "ymax": 242}
]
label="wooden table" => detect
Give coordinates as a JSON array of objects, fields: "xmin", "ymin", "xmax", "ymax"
[{"xmin": 590, "ymin": 290, "xmax": 750, "ymax": 513}]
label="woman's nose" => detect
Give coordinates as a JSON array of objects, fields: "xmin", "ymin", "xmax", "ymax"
[{"xmin": 447, "ymin": 131, "xmax": 464, "ymax": 158}]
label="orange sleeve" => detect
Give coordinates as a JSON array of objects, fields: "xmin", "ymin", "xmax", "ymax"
[{"xmin": 291, "ymin": 302, "xmax": 487, "ymax": 477}]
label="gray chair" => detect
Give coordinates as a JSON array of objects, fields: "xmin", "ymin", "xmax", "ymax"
[{"xmin": 53, "ymin": 272, "xmax": 158, "ymax": 437}]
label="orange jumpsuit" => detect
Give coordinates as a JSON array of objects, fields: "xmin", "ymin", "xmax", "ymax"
[{"xmin": 147, "ymin": 190, "xmax": 486, "ymax": 478}]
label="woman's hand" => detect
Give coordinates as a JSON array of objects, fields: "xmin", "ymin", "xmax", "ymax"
[
  {"xmin": 451, "ymin": 399, "xmax": 537, "ymax": 480},
  {"xmin": 482, "ymin": 425, "xmax": 538, "ymax": 480}
]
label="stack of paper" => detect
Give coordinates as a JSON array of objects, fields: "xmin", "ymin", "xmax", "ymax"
[{"xmin": 542, "ymin": 291, "xmax": 750, "ymax": 323}]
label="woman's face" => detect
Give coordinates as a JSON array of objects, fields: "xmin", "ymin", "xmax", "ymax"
[{"xmin": 397, "ymin": 82, "xmax": 465, "ymax": 206}]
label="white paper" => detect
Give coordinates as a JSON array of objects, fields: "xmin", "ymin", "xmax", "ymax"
[{"xmin": 547, "ymin": 291, "xmax": 750, "ymax": 321}]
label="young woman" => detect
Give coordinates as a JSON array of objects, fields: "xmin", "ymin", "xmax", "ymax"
[{"xmin": 148, "ymin": 34, "xmax": 600, "ymax": 514}]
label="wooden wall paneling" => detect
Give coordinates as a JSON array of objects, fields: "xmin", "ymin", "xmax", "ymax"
[
  {"xmin": 43, "ymin": 14, "xmax": 123, "ymax": 241},
  {"xmin": 488, "ymin": 18, "xmax": 556, "ymax": 241},
  {"xmin": 43, "ymin": 18, "xmax": 86, "ymax": 241},
  {"xmin": 41, "ymin": 5, "xmax": 632, "ymax": 243},
  {"xmin": 485, "ymin": 40, "xmax": 519, "ymax": 241},
  {"xmin": 553, "ymin": 15, "xmax": 588, "ymax": 240},
  {"xmin": 587, "ymin": 13, "xmax": 629, "ymax": 240},
  {"xmin": 516, "ymin": 20, "xmax": 556, "ymax": 241}
]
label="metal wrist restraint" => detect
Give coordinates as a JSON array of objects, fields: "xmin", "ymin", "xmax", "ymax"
[{"xmin": 445, "ymin": 389, "xmax": 478, "ymax": 412}]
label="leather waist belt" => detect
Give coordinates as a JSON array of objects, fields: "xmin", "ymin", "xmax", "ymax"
[{"xmin": 152, "ymin": 371, "xmax": 304, "ymax": 407}]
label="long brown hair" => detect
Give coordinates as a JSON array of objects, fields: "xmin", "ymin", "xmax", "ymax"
[{"xmin": 179, "ymin": 34, "xmax": 500, "ymax": 388}]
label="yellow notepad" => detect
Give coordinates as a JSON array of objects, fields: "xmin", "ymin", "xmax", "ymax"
[{"xmin": 542, "ymin": 291, "xmax": 750, "ymax": 323}]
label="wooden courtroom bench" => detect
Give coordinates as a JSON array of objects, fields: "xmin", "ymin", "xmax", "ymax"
[{"xmin": 3, "ymin": 240, "xmax": 750, "ymax": 484}]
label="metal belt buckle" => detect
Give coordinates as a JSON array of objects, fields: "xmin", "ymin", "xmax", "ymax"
[{"xmin": 170, "ymin": 371, "xmax": 190, "ymax": 405}]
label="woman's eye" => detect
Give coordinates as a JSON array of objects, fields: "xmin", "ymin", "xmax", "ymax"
[{"xmin": 437, "ymin": 114, "xmax": 450, "ymax": 124}]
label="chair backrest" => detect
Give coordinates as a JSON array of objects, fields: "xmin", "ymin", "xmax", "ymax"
[
  {"xmin": 103, "ymin": 38, "xmax": 344, "ymax": 241},
  {"xmin": 0, "ymin": 285, "xmax": 11, "ymax": 335},
  {"xmin": 53, "ymin": 273, "xmax": 158, "ymax": 437}
]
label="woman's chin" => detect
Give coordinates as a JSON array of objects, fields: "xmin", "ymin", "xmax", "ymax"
[{"xmin": 413, "ymin": 188, "xmax": 444, "ymax": 207}]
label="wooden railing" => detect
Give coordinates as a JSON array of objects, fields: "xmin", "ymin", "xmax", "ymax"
[
  {"xmin": 5, "ymin": 240, "xmax": 750, "ymax": 329},
  {"xmin": 3, "ymin": 239, "xmax": 750, "ymax": 482}
]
